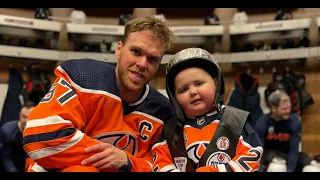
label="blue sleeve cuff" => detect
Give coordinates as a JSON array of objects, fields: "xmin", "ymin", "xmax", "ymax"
[{"xmin": 118, "ymin": 155, "xmax": 132, "ymax": 172}]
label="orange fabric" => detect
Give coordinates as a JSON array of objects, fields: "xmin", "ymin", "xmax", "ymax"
[
  {"xmin": 153, "ymin": 120, "xmax": 262, "ymax": 172},
  {"xmin": 23, "ymin": 64, "xmax": 168, "ymax": 172},
  {"xmin": 59, "ymin": 165, "xmax": 99, "ymax": 172},
  {"xmin": 196, "ymin": 166, "xmax": 216, "ymax": 172},
  {"xmin": 25, "ymin": 157, "xmax": 35, "ymax": 172}
]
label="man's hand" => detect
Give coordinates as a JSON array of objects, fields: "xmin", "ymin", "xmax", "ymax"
[{"xmin": 81, "ymin": 142, "xmax": 128, "ymax": 170}]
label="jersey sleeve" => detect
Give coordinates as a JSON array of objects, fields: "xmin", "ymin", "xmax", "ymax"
[
  {"xmin": 22, "ymin": 66, "xmax": 100, "ymax": 170},
  {"xmin": 124, "ymin": 150, "xmax": 154, "ymax": 172},
  {"xmin": 151, "ymin": 132, "xmax": 180, "ymax": 172},
  {"xmin": 197, "ymin": 122, "xmax": 263, "ymax": 172}
]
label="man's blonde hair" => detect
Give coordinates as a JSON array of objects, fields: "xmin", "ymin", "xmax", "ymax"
[{"xmin": 121, "ymin": 15, "xmax": 174, "ymax": 53}]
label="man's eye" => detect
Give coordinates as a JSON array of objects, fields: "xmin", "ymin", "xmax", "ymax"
[
  {"xmin": 132, "ymin": 49, "xmax": 140, "ymax": 55},
  {"xmin": 149, "ymin": 57, "xmax": 158, "ymax": 64}
]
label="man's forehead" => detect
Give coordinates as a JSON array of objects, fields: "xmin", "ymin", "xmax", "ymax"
[
  {"xmin": 278, "ymin": 100, "xmax": 291, "ymax": 107},
  {"xmin": 127, "ymin": 31, "xmax": 165, "ymax": 53}
]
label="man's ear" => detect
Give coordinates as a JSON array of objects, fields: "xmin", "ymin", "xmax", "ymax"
[
  {"xmin": 271, "ymin": 105, "xmax": 277, "ymax": 113},
  {"xmin": 115, "ymin": 41, "xmax": 123, "ymax": 60}
]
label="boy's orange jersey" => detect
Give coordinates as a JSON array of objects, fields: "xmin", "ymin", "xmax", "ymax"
[
  {"xmin": 22, "ymin": 59, "xmax": 174, "ymax": 172},
  {"xmin": 152, "ymin": 107, "xmax": 263, "ymax": 172}
]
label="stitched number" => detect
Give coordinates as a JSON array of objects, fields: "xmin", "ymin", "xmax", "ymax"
[
  {"xmin": 40, "ymin": 84, "xmax": 58, "ymax": 103},
  {"xmin": 57, "ymin": 78, "xmax": 76, "ymax": 105},
  {"xmin": 40, "ymin": 78, "xmax": 76, "ymax": 105},
  {"xmin": 237, "ymin": 148, "xmax": 262, "ymax": 172}
]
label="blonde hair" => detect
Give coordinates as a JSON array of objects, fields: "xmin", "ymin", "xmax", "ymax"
[{"xmin": 121, "ymin": 15, "xmax": 174, "ymax": 53}]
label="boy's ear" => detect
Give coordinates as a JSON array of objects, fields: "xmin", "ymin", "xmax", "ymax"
[{"xmin": 214, "ymin": 78, "xmax": 217, "ymax": 85}]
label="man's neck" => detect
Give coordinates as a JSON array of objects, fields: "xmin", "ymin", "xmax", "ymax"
[
  {"xmin": 270, "ymin": 113, "xmax": 281, "ymax": 121},
  {"xmin": 115, "ymin": 69, "xmax": 144, "ymax": 103},
  {"xmin": 120, "ymin": 89, "xmax": 144, "ymax": 103},
  {"xmin": 17, "ymin": 121, "xmax": 23, "ymax": 133}
]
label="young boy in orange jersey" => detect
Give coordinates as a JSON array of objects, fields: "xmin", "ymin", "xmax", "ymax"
[{"xmin": 152, "ymin": 48, "xmax": 263, "ymax": 172}]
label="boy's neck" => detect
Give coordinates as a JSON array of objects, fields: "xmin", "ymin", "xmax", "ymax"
[{"xmin": 187, "ymin": 106, "xmax": 217, "ymax": 119}]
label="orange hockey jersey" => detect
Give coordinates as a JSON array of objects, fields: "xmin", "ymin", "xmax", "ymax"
[
  {"xmin": 22, "ymin": 59, "xmax": 174, "ymax": 172},
  {"xmin": 152, "ymin": 107, "xmax": 263, "ymax": 172}
]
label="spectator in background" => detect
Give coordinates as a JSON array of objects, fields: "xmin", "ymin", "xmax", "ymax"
[
  {"xmin": 254, "ymin": 90, "xmax": 312, "ymax": 172},
  {"xmin": 0, "ymin": 101, "xmax": 35, "ymax": 172}
]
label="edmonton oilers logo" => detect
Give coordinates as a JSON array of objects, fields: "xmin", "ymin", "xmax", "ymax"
[{"xmin": 206, "ymin": 152, "xmax": 231, "ymax": 168}]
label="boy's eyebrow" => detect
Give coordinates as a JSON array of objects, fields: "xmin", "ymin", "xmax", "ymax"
[{"xmin": 175, "ymin": 84, "xmax": 187, "ymax": 91}]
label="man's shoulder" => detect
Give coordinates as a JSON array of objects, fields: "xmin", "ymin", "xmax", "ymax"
[
  {"xmin": 258, "ymin": 114, "xmax": 270, "ymax": 121},
  {"xmin": 0, "ymin": 121, "xmax": 18, "ymax": 139},
  {"xmin": 254, "ymin": 114, "xmax": 270, "ymax": 128},
  {"xmin": 0, "ymin": 120, "xmax": 18, "ymax": 130},
  {"xmin": 58, "ymin": 59, "xmax": 118, "ymax": 92},
  {"xmin": 289, "ymin": 113, "xmax": 300, "ymax": 121},
  {"xmin": 148, "ymin": 87, "xmax": 174, "ymax": 110},
  {"xmin": 289, "ymin": 113, "xmax": 302, "ymax": 126},
  {"xmin": 139, "ymin": 86, "xmax": 175, "ymax": 123},
  {"xmin": 60, "ymin": 58, "xmax": 114, "ymax": 72}
]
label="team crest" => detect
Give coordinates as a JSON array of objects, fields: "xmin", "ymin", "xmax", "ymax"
[
  {"xmin": 206, "ymin": 152, "xmax": 231, "ymax": 168},
  {"xmin": 268, "ymin": 126, "xmax": 274, "ymax": 134},
  {"xmin": 94, "ymin": 132, "xmax": 138, "ymax": 156},
  {"xmin": 186, "ymin": 141, "xmax": 209, "ymax": 163},
  {"xmin": 174, "ymin": 157, "xmax": 187, "ymax": 172},
  {"xmin": 216, "ymin": 136, "xmax": 229, "ymax": 150}
]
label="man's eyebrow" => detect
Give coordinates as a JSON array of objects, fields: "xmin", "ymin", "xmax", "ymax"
[
  {"xmin": 131, "ymin": 45, "xmax": 162, "ymax": 60},
  {"xmin": 130, "ymin": 45, "xmax": 142, "ymax": 51},
  {"xmin": 149, "ymin": 55, "xmax": 162, "ymax": 60}
]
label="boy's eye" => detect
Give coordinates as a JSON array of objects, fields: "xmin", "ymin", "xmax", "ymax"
[
  {"xmin": 195, "ymin": 81, "xmax": 204, "ymax": 86},
  {"xmin": 177, "ymin": 87, "xmax": 188, "ymax": 94}
]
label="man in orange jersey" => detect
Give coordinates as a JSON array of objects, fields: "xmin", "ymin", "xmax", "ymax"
[
  {"xmin": 22, "ymin": 15, "xmax": 175, "ymax": 172},
  {"xmin": 152, "ymin": 48, "xmax": 263, "ymax": 172}
]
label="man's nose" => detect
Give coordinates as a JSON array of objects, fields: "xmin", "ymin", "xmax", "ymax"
[{"xmin": 136, "ymin": 56, "xmax": 148, "ymax": 70}]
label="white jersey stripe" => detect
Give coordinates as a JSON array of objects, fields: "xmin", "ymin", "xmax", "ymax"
[
  {"xmin": 229, "ymin": 160, "xmax": 244, "ymax": 172},
  {"xmin": 25, "ymin": 115, "xmax": 72, "ymax": 129},
  {"xmin": 27, "ymin": 130, "xmax": 84, "ymax": 160},
  {"xmin": 218, "ymin": 164, "xmax": 227, "ymax": 172}
]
